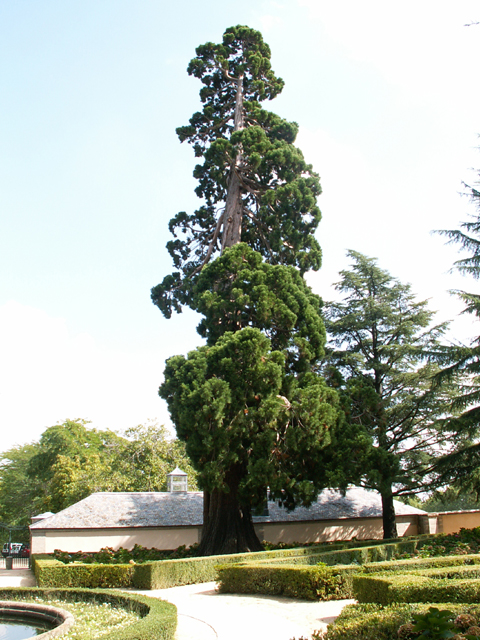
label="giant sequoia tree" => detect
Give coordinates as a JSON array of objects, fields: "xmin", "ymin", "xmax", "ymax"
[
  {"xmin": 151, "ymin": 25, "xmax": 322, "ymax": 318},
  {"xmin": 153, "ymin": 26, "xmax": 340, "ymax": 555}
]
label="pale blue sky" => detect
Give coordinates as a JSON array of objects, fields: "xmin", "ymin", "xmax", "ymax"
[{"xmin": 1, "ymin": 0, "xmax": 480, "ymax": 449}]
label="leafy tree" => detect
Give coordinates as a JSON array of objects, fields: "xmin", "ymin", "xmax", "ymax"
[
  {"xmin": 26, "ymin": 419, "xmax": 122, "ymax": 511},
  {"xmin": 324, "ymin": 251, "xmax": 458, "ymax": 538},
  {"xmin": 151, "ymin": 25, "xmax": 322, "ymax": 318},
  {"xmin": 418, "ymin": 486, "xmax": 480, "ymax": 512},
  {"xmin": 111, "ymin": 423, "xmax": 198, "ymax": 493},
  {"xmin": 0, "ymin": 442, "xmax": 39, "ymax": 543},
  {"xmin": 192, "ymin": 243, "xmax": 326, "ymax": 374},
  {"xmin": 160, "ymin": 326, "xmax": 339, "ymax": 555},
  {"xmin": 0, "ymin": 420, "xmax": 197, "ymax": 522}
]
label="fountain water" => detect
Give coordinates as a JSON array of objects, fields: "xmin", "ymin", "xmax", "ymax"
[{"xmin": 0, "ymin": 601, "xmax": 74, "ymax": 640}]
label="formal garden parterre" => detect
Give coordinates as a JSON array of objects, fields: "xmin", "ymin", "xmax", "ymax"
[{"xmin": 25, "ymin": 527, "xmax": 480, "ymax": 639}]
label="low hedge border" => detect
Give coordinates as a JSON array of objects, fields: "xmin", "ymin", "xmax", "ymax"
[
  {"xmin": 217, "ymin": 554, "xmax": 480, "ymax": 601},
  {"xmin": 30, "ymin": 532, "xmax": 458, "ymax": 592},
  {"xmin": 354, "ymin": 574, "xmax": 480, "ymax": 606},
  {"xmin": 32, "ymin": 555, "xmax": 135, "ymax": 589},
  {"xmin": 323, "ymin": 602, "xmax": 480, "ymax": 640},
  {"xmin": 217, "ymin": 562, "xmax": 359, "ymax": 600},
  {"xmin": 0, "ymin": 587, "xmax": 176, "ymax": 640}
]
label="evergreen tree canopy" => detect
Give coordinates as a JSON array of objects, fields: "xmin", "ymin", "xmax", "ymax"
[
  {"xmin": 324, "ymin": 251, "xmax": 457, "ymax": 538},
  {"xmin": 192, "ymin": 243, "xmax": 326, "ymax": 373},
  {"xmin": 160, "ymin": 328, "xmax": 339, "ymax": 534},
  {"xmin": 432, "ymin": 169, "xmax": 480, "ymax": 491},
  {"xmin": 151, "ymin": 25, "xmax": 322, "ymax": 318}
]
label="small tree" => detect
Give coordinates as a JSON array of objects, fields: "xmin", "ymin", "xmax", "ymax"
[{"xmin": 324, "ymin": 251, "xmax": 457, "ymax": 538}]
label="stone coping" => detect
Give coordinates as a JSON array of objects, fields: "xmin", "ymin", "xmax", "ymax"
[{"xmin": 0, "ymin": 600, "xmax": 75, "ymax": 638}]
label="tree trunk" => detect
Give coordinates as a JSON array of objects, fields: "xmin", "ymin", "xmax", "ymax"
[
  {"xmin": 381, "ymin": 489, "xmax": 398, "ymax": 539},
  {"xmin": 198, "ymin": 465, "xmax": 264, "ymax": 556},
  {"xmin": 221, "ymin": 72, "xmax": 244, "ymax": 252}
]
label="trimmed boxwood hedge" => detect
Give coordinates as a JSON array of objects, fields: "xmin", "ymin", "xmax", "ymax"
[
  {"xmin": 323, "ymin": 602, "xmax": 480, "ymax": 640},
  {"xmin": 31, "ymin": 533, "xmax": 469, "ymax": 592},
  {"xmin": 32, "ymin": 555, "xmax": 136, "ymax": 588},
  {"xmin": 353, "ymin": 566, "xmax": 480, "ymax": 606},
  {"xmin": 0, "ymin": 587, "xmax": 176, "ymax": 640},
  {"xmin": 217, "ymin": 562, "xmax": 359, "ymax": 600}
]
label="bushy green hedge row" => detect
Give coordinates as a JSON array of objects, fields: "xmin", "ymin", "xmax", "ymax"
[
  {"xmin": 0, "ymin": 587, "xmax": 176, "ymax": 640},
  {"xmin": 217, "ymin": 562, "xmax": 359, "ymax": 600},
  {"xmin": 34, "ymin": 548, "xmax": 324, "ymax": 589},
  {"xmin": 215, "ymin": 547, "xmax": 478, "ymax": 601},
  {"xmin": 32, "ymin": 555, "xmax": 135, "ymax": 588},
  {"xmin": 323, "ymin": 603, "xmax": 480, "ymax": 640},
  {"xmin": 353, "ymin": 565, "xmax": 480, "ymax": 606},
  {"xmin": 31, "ymin": 531, "xmax": 469, "ymax": 592}
]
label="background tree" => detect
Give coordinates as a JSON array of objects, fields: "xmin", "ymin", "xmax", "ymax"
[
  {"xmin": 432, "ymin": 169, "xmax": 480, "ymax": 492},
  {"xmin": 324, "ymin": 251, "xmax": 458, "ymax": 538},
  {"xmin": 111, "ymin": 423, "xmax": 198, "ymax": 493},
  {"xmin": 151, "ymin": 25, "xmax": 322, "ymax": 318},
  {"xmin": 0, "ymin": 442, "xmax": 39, "ymax": 544},
  {"xmin": 0, "ymin": 419, "xmax": 197, "ymax": 528}
]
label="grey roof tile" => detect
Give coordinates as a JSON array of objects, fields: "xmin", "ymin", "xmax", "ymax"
[{"xmin": 31, "ymin": 487, "xmax": 425, "ymax": 531}]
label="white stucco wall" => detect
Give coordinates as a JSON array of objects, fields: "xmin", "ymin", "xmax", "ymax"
[
  {"xmin": 31, "ymin": 514, "xmax": 420, "ymax": 554},
  {"xmin": 31, "ymin": 526, "xmax": 202, "ymax": 554},
  {"xmin": 254, "ymin": 515, "xmax": 418, "ymax": 544}
]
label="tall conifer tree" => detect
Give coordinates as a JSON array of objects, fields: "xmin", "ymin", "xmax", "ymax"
[
  {"xmin": 154, "ymin": 26, "xmax": 340, "ymax": 555},
  {"xmin": 324, "ymin": 251, "xmax": 456, "ymax": 538},
  {"xmin": 151, "ymin": 25, "xmax": 322, "ymax": 318}
]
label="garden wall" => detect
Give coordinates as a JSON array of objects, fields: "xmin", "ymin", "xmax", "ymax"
[
  {"xmin": 31, "ymin": 514, "xmax": 421, "ymax": 553},
  {"xmin": 31, "ymin": 526, "xmax": 202, "ymax": 554}
]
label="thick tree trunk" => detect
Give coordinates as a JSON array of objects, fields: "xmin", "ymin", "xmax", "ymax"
[
  {"xmin": 198, "ymin": 465, "xmax": 264, "ymax": 556},
  {"xmin": 381, "ymin": 488, "xmax": 398, "ymax": 539}
]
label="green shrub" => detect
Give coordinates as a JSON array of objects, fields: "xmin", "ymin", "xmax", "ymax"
[
  {"xmin": 323, "ymin": 603, "xmax": 480, "ymax": 640},
  {"xmin": 0, "ymin": 587, "xmax": 176, "ymax": 640},
  {"xmin": 353, "ymin": 569, "xmax": 480, "ymax": 606},
  {"xmin": 33, "ymin": 556, "xmax": 135, "ymax": 588},
  {"xmin": 217, "ymin": 563, "xmax": 359, "ymax": 600}
]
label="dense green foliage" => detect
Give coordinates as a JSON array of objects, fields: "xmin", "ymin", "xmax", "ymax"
[
  {"xmin": 151, "ymin": 25, "xmax": 322, "ymax": 318},
  {"xmin": 217, "ymin": 563, "xmax": 357, "ymax": 600},
  {"xmin": 323, "ymin": 251, "xmax": 460, "ymax": 538},
  {"xmin": 322, "ymin": 603, "xmax": 480, "ymax": 640},
  {"xmin": 151, "ymin": 25, "xmax": 342, "ymax": 555},
  {"xmin": 160, "ymin": 325, "xmax": 338, "ymax": 513},
  {"xmin": 192, "ymin": 243, "xmax": 326, "ymax": 373},
  {"xmin": 0, "ymin": 588, "xmax": 177, "ymax": 640},
  {"xmin": 433, "ymin": 174, "xmax": 480, "ymax": 497},
  {"xmin": 0, "ymin": 419, "xmax": 197, "ymax": 535}
]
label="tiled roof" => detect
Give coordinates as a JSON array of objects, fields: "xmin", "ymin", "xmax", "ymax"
[{"xmin": 31, "ymin": 487, "xmax": 425, "ymax": 531}]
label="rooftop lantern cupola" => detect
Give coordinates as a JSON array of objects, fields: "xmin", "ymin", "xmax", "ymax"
[{"xmin": 167, "ymin": 467, "xmax": 188, "ymax": 493}]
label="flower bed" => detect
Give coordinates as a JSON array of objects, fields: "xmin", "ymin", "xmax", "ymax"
[{"xmin": 0, "ymin": 588, "xmax": 177, "ymax": 640}]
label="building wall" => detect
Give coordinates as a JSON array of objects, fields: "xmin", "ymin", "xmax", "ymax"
[
  {"xmin": 255, "ymin": 515, "xmax": 418, "ymax": 544},
  {"xmin": 434, "ymin": 510, "xmax": 480, "ymax": 534},
  {"xmin": 31, "ymin": 526, "xmax": 202, "ymax": 554},
  {"xmin": 31, "ymin": 514, "xmax": 419, "ymax": 554}
]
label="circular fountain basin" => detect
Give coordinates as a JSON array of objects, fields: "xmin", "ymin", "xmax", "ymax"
[{"xmin": 0, "ymin": 601, "xmax": 74, "ymax": 639}]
